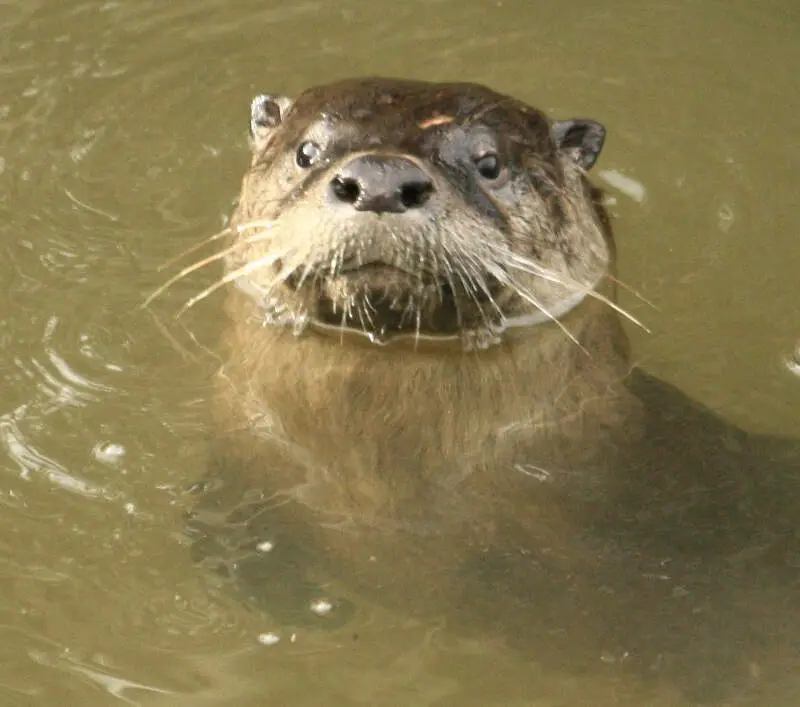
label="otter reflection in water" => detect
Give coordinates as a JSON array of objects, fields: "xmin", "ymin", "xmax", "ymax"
[{"xmin": 158, "ymin": 78, "xmax": 799, "ymax": 703}]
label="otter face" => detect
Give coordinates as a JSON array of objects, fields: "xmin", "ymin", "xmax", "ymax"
[{"xmin": 230, "ymin": 77, "xmax": 611, "ymax": 343}]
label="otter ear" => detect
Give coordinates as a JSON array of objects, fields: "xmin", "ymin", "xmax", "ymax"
[
  {"xmin": 249, "ymin": 93, "xmax": 294, "ymax": 152},
  {"xmin": 551, "ymin": 119, "xmax": 606, "ymax": 171}
]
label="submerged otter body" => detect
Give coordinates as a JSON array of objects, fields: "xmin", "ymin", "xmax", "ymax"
[{"xmin": 185, "ymin": 78, "xmax": 800, "ymax": 702}]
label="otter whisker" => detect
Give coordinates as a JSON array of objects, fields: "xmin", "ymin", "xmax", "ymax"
[
  {"xmin": 240, "ymin": 229, "xmax": 279, "ymax": 247},
  {"xmin": 414, "ymin": 300, "xmax": 423, "ymax": 349},
  {"xmin": 143, "ymin": 241, "xmax": 247, "ymax": 308},
  {"xmin": 488, "ymin": 266, "xmax": 586, "ymax": 352},
  {"xmin": 447, "ymin": 250, "xmax": 478, "ymax": 297},
  {"xmin": 456, "ymin": 262, "xmax": 494, "ymax": 330},
  {"xmin": 331, "ymin": 241, "xmax": 347, "ymax": 278},
  {"xmin": 345, "ymin": 294, "xmax": 356, "ymax": 322},
  {"xmin": 606, "ymin": 274, "xmax": 657, "ymax": 309},
  {"xmin": 487, "ymin": 247, "xmax": 566, "ymax": 283},
  {"xmin": 308, "ymin": 263, "xmax": 325, "ymax": 307},
  {"xmin": 289, "ymin": 244, "xmax": 326, "ymax": 291},
  {"xmin": 338, "ymin": 296, "xmax": 354, "ymax": 344},
  {"xmin": 178, "ymin": 250, "xmax": 290, "ymax": 316},
  {"xmin": 156, "ymin": 225, "xmax": 234, "ymax": 272},
  {"xmin": 438, "ymin": 242, "xmax": 467, "ymax": 328},
  {"xmin": 511, "ymin": 259, "xmax": 648, "ymax": 333},
  {"xmin": 582, "ymin": 288, "xmax": 648, "ymax": 332},
  {"xmin": 355, "ymin": 300, "xmax": 371, "ymax": 335},
  {"xmin": 460, "ymin": 250, "xmax": 505, "ymax": 321},
  {"xmin": 362, "ymin": 295, "xmax": 377, "ymax": 330},
  {"xmin": 235, "ymin": 218, "xmax": 278, "ymax": 234},
  {"xmin": 399, "ymin": 295, "xmax": 416, "ymax": 329},
  {"xmin": 448, "ymin": 238, "xmax": 509, "ymax": 329},
  {"xmin": 264, "ymin": 248, "xmax": 319, "ymax": 292},
  {"xmin": 443, "ymin": 269, "xmax": 464, "ymax": 329},
  {"xmin": 157, "ymin": 216, "xmax": 276, "ymax": 274},
  {"xmin": 516, "ymin": 290, "xmax": 585, "ymax": 352},
  {"xmin": 493, "ymin": 245, "xmax": 649, "ymax": 333},
  {"xmin": 293, "ymin": 261, "xmax": 314, "ymax": 290}
]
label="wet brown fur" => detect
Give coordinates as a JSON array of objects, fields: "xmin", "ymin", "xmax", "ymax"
[{"xmin": 205, "ymin": 79, "xmax": 641, "ymax": 582}]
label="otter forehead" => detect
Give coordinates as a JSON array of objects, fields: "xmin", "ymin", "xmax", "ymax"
[{"xmin": 277, "ymin": 77, "xmax": 552, "ymax": 150}]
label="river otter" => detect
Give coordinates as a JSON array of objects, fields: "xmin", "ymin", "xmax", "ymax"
[{"xmin": 176, "ymin": 78, "xmax": 800, "ymax": 703}]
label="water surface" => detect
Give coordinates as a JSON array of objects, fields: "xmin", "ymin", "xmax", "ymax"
[{"xmin": 1, "ymin": 0, "xmax": 798, "ymax": 704}]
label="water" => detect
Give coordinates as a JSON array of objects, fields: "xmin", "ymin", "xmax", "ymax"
[{"xmin": 1, "ymin": 0, "xmax": 798, "ymax": 704}]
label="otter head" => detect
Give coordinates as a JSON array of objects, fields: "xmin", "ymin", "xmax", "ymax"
[{"xmin": 230, "ymin": 77, "xmax": 610, "ymax": 345}]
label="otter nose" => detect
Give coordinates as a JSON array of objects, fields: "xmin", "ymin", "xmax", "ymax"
[{"xmin": 329, "ymin": 155, "xmax": 434, "ymax": 213}]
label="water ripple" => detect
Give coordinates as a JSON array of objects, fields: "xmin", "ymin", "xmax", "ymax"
[{"xmin": 0, "ymin": 404, "xmax": 105, "ymax": 497}]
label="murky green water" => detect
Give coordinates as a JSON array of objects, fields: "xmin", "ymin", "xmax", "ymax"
[{"xmin": 1, "ymin": 0, "xmax": 798, "ymax": 704}]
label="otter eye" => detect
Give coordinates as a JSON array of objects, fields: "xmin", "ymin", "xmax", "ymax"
[
  {"xmin": 296, "ymin": 141, "xmax": 321, "ymax": 168},
  {"xmin": 474, "ymin": 153, "xmax": 501, "ymax": 180}
]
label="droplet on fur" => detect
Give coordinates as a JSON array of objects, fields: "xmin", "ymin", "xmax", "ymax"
[
  {"xmin": 366, "ymin": 328, "xmax": 389, "ymax": 346},
  {"xmin": 461, "ymin": 328, "xmax": 502, "ymax": 352},
  {"xmin": 291, "ymin": 315, "xmax": 309, "ymax": 336}
]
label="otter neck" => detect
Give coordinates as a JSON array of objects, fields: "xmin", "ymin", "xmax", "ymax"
[{"xmin": 219, "ymin": 285, "xmax": 636, "ymax": 488}]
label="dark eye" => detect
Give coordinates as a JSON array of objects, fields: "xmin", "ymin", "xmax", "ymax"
[
  {"xmin": 474, "ymin": 153, "xmax": 501, "ymax": 180},
  {"xmin": 296, "ymin": 140, "xmax": 321, "ymax": 168}
]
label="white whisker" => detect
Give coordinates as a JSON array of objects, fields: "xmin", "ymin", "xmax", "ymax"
[{"xmin": 177, "ymin": 249, "xmax": 290, "ymax": 316}]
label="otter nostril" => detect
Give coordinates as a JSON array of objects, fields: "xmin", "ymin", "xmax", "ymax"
[
  {"xmin": 400, "ymin": 180, "xmax": 433, "ymax": 209},
  {"xmin": 331, "ymin": 176, "xmax": 361, "ymax": 205},
  {"xmin": 331, "ymin": 157, "xmax": 435, "ymax": 213}
]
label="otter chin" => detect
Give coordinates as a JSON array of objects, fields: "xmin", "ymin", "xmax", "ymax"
[{"xmin": 180, "ymin": 77, "xmax": 800, "ymax": 703}]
